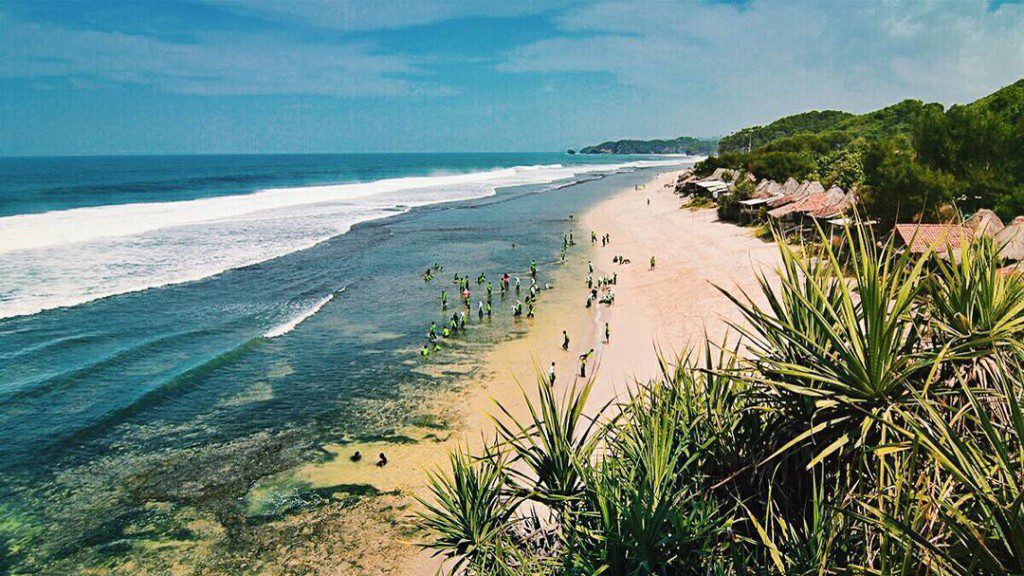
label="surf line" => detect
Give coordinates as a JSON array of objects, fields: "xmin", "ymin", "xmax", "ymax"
[{"xmin": 263, "ymin": 292, "xmax": 337, "ymax": 339}]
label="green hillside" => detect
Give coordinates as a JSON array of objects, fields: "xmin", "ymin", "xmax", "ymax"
[
  {"xmin": 579, "ymin": 135, "xmax": 718, "ymax": 155},
  {"xmin": 699, "ymin": 77, "xmax": 1024, "ymax": 227},
  {"xmin": 718, "ymin": 110, "xmax": 853, "ymax": 153}
]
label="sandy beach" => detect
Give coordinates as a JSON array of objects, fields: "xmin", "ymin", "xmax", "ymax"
[{"xmin": 281, "ymin": 167, "xmax": 786, "ymax": 574}]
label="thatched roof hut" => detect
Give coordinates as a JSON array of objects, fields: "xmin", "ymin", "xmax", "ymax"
[
  {"xmin": 965, "ymin": 209, "xmax": 1005, "ymax": 238},
  {"xmin": 778, "ymin": 177, "xmax": 800, "ymax": 196},
  {"xmin": 810, "ymin": 188, "xmax": 855, "ymax": 219},
  {"xmin": 804, "ymin": 181, "xmax": 825, "ymax": 196},
  {"xmin": 767, "ymin": 180, "xmax": 823, "ymax": 209},
  {"xmin": 995, "ymin": 216, "xmax": 1024, "ymax": 261}
]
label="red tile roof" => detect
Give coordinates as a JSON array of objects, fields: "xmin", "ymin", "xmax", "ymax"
[{"xmin": 894, "ymin": 223, "xmax": 972, "ymax": 254}]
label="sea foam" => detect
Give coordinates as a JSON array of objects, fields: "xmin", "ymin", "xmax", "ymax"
[
  {"xmin": 263, "ymin": 293, "xmax": 335, "ymax": 339},
  {"xmin": 0, "ymin": 159, "xmax": 687, "ymax": 319}
]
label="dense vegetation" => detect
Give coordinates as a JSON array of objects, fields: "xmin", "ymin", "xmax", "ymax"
[
  {"xmin": 701, "ymin": 78, "xmax": 1024, "ymax": 227},
  {"xmin": 416, "ymin": 225, "xmax": 1024, "ymax": 575},
  {"xmin": 579, "ymin": 135, "xmax": 719, "ymax": 156}
]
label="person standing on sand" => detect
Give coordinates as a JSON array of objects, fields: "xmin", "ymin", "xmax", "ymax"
[
  {"xmin": 548, "ymin": 362, "xmax": 556, "ymax": 386},
  {"xmin": 562, "ymin": 330, "xmax": 570, "ymax": 351},
  {"xmin": 579, "ymin": 349, "xmax": 594, "ymax": 377},
  {"xmin": 591, "ymin": 231, "xmax": 597, "ymax": 244},
  {"xmin": 377, "ymin": 453, "xmax": 388, "ymax": 467},
  {"xmin": 605, "ymin": 322, "xmax": 610, "ymax": 343},
  {"xmin": 650, "ymin": 256, "xmax": 656, "ymax": 269}
]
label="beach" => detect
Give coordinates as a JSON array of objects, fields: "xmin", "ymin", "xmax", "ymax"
[
  {"xmin": 285, "ymin": 167, "xmax": 785, "ymax": 574},
  {"xmin": 0, "ymin": 160, "xmax": 785, "ymax": 575}
]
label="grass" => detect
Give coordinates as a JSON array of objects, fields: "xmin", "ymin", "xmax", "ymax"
[{"xmin": 415, "ymin": 221, "xmax": 1024, "ymax": 576}]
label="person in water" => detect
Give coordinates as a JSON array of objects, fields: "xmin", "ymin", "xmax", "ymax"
[
  {"xmin": 478, "ymin": 301, "xmax": 485, "ymax": 320},
  {"xmin": 485, "ymin": 302, "xmax": 492, "ymax": 318},
  {"xmin": 350, "ymin": 451, "xmax": 362, "ymax": 462},
  {"xmin": 548, "ymin": 362, "xmax": 556, "ymax": 386},
  {"xmin": 377, "ymin": 453, "xmax": 388, "ymax": 467},
  {"xmin": 530, "ymin": 260, "xmax": 537, "ymax": 277},
  {"xmin": 421, "ymin": 345, "xmax": 430, "ymax": 358},
  {"xmin": 562, "ymin": 330, "xmax": 570, "ymax": 351}
]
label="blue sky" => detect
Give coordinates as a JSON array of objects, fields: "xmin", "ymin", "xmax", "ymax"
[{"xmin": 1, "ymin": 0, "xmax": 1022, "ymax": 156}]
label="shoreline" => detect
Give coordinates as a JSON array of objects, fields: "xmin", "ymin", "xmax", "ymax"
[{"xmin": 276, "ymin": 166, "xmax": 784, "ymax": 574}]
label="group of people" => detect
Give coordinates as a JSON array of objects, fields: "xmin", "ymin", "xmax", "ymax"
[{"xmin": 420, "ymin": 231, "xmax": 578, "ymax": 359}]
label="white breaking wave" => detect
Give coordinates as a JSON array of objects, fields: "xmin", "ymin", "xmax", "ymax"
[
  {"xmin": 263, "ymin": 293, "xmax": 335, "ymax": 339},
  {"xmin": 0, "ymin": 158, "xmax": 691, "ymax": 319}
]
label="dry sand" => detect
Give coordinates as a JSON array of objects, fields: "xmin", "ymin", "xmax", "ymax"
[{"xmin": 280, "ymin": 168, "xmax": 784, "ymax": 574}]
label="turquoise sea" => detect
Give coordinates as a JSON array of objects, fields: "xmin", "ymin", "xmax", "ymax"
[{"xmin": 0, "ymin": 153, "xmax": 688, "ymax": 572}]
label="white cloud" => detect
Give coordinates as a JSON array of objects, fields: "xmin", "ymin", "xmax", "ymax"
[
  {"xmin": 499, "ymin": 0, "xmax": 1024, "ymax": 132},
  {"xmin": 0, "ymin": 12, "xmax": 447, "ymax": 96},
  {"xmin": 205, "ymin": 0, "xmax": 575, "ymax": 31}
]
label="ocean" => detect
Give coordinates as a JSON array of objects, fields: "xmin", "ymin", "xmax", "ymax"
[{"xmin": 0, "ymin": 153, "xmax": 689, "ymax": 572}]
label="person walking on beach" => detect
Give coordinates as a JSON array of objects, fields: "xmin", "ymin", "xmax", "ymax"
[
  {"xmin": 562, "ymin": 330, "xmax": 570, "ymax": 351},
  {"xmin": 604, "ymin": 322, "xmax": 611, "ymax": 343},
  {"xmin": 650, "ymin": 256, "xmax": 656, "ymax": 269},
  {"xmin": 579, "ymin": 349, "xmax": 594, "ymax": 377},
  {"xmin": 548, "ymin": 362, "xmax": 556, "ymax": 386},
  {"xmin": 591, "ymin": 231, "xmax": 597, "ymax": 244},
  {"xmin": 588, "ymin": 260, "xmax": 593, "ymax": 274}
]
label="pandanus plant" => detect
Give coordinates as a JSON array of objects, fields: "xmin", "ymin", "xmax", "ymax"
[
  {"xmin": 723, "ymin": 221, "xmax": 934, "ymax": 471},
  {"xmin": 416, "ymin": 448, "xmax": 521, "ymax": 575}
]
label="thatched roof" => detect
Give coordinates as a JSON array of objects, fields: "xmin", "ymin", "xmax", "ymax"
[
  {"xmin": 770, "ymin": 188, "xmax": 831, "ymax": 217},
  {"xmin": 894, "ymin": 223, "xmax": 972, "ymax": 255},
  {"xmin": 778, "ymin": 177, "xmax": 801, "ymax": 196},
  {"xmin": 810, "ymin": 188, "xmax": 855, "ymax": 219},
  {"xmin": 804, "ymin": 181, "xmax": 825, "ymax": 196},
  {"xmin": 995, "ymin": 216, "xmax": 1024, "ymax": 261},
  {"xmin": 965, "ymin": 209, "xmax": 1005, "ymax": 237},
  {"xmin": 706, "ymin": 168, "xmax": 740, "ymax": 182},
  {"xmin": 767, "ymin": 180, "xmax": 822, "ymax": 209}
]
